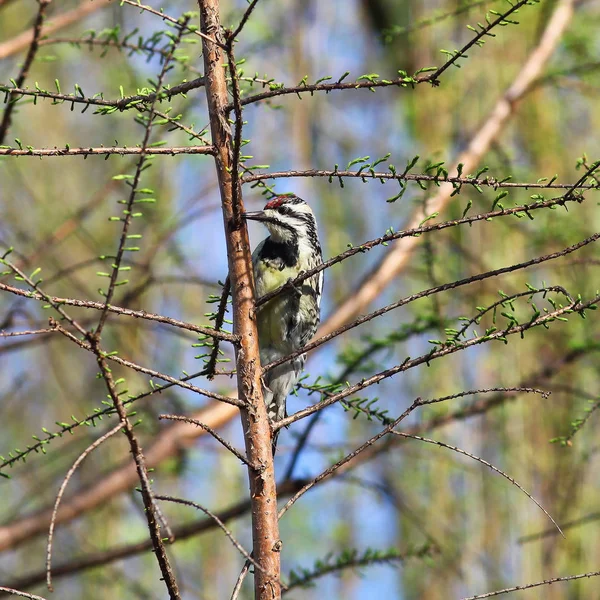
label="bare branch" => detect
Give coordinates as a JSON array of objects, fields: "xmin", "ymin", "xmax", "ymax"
[
  {"xmin": 391, "ymin": 431, "xmax": 563, "ymax": 537},
  {"xmin": 0, "ymin": 0, "xmax": 51, "ymax": 143},
  {"xmin": 0, "ymin": 588, "xmax": 49, "ymax": 600},
  {"xmin": 230, "ymin": 0, "xmax": 261, "ymax": 40},
  {"xmin": 46, "ymin": 424, "xmax": 123, "ymax": 591},
  {"xmin": 0, "ymin": 328, "xmax": 54, "ymax": 338},
  {"xmin": 155, "ymin": 495, "xmax": 269, "ymax": 580},
  {"xmin": 2, "ymin": 479, "xmax": 307, "ymax": 590},
  {"xmin": 278, "ymin": 405, "xmax": 419, "ymax": 519},
  {"xmin": 158, "ymin": 414, "xmax": 250, "ymax": 466},
  {"xmin": 460, "ymin": 570, "xmax": 600, "ymax": 599}
]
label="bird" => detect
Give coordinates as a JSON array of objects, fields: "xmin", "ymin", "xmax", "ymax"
[{"xmin": 244, "ymin": 194, "xmax": 323, "ymax": 453}]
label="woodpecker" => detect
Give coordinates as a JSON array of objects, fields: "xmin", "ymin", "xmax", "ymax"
[{"xmin": 244, "ymin": 195, "xmax": 323, "ymax": 453}]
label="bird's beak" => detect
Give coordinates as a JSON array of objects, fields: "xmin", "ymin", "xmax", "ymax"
[{"xmin": 243, "ymin": 210, "xmax": 267, "ymax": 222}]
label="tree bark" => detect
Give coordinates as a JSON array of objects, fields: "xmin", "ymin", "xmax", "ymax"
[{"xmin": 197, "ymin": 2, "xmax": 281, "ymax": 598}]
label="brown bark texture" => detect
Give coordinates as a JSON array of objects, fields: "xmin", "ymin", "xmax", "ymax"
[{"xmin": 198, "ymin": 1, "xmax": 281, "ymax": 598}]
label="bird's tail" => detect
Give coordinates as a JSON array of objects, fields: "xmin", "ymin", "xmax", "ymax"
[{"xmin": 263, "ymin": 385, "xmax": 287, "ymax": 455}]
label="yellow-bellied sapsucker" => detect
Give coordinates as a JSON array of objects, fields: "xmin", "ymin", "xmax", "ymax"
[{"xmin": 244, "ymin": 195, "xmax": 323, "ymax": 453}]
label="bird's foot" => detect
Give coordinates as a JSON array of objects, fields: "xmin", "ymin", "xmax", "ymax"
[{"xmin": 285, "ymin": 274, "xmax": 303, "ymax": 298}]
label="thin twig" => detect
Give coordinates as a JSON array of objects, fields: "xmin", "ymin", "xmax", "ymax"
[
  {"xmin": 0, "ymin": 258, "xmax": 88, "ymax": 337},
  {"xmin": 94, "ymin": 15, "xmax": 191, "ymax": 338},
  {"xmin": 231, "ymin": 561, "xmax": 252, "ymax": 600},
  {"xmin": 49, "ymin": 319, "xmax": 243, "ymax": 407},
  {"xmin": 391, "ymin": 431, "xmax": 563, "ymax": 537},
  {"xmin": 159, "ymin": 414, "xmax": 251, "ymax": 466},
  {"xmin": 419, "ymin": 387, "xmax": 551, "ymax": 406},
  {"xmin": 278, "ymin": 406, "xmax": 419, "ymax": 519},
  {"xmin": 0, "ymin": 328, "xmax": 54, "ymax": 338},
  {"xmin": 3, "ymin": 479, "xmax": 308, "ymax": 589},
  {"xmin": 46, "ymin": 423, "xmax": 123, "ymax": 591},
  {"xmin": 0, "ymin": 145, "xmax": 215, "ymax": 157},
  {"xmin": 0, "ymin": 280, "xmax": 238, "ymax": 342},
  {"xmin": 230, "ymin": 0, "xmax": 261, "ymax": 40},
  {"xmin": 155, "ymin": 495, "xmax": 269, "ymax": 579},
  {"xmin": 0, "ymin": 588, "xmax": 49, "ymax": 600},
  {"xmin": 241, "ymin": 168, "xmax": 600, "ymax": 190},
  {"xmin": 0, "ymin": 0, "xmax": 51, "ymax": 143},
  {"xmin": 120, "ymin": 0, "xmax": 223, "ymax": 47},
  {"xmin": 460, "ymin": 570, "xmax": 600, "ymax": 599}
]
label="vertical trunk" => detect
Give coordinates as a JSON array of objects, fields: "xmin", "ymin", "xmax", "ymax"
[{"xmin": 197, "ymin": 2, "xmax": 281, "ymax": 598}]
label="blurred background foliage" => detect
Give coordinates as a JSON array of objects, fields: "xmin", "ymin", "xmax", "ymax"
[{"xmin": 0, "ymin": 0, "xmax": 599, "ymax": 598}]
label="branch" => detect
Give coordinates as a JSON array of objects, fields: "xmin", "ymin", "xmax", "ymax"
[
  {"xmin": 94, "ymin": 15, "xmax": 192, "ymax": 338},
  {"xmin": 46, "ymin": 424, "xmax": 123, "ymax": 591},
  {"xmin": 278, "ymin": 407, "xmax": 418, "ymax": 519},
  {"xmin": 0, "ymin": 145, "xmax": 215, "ymax": 157},
  {"xmin": 461, "ymin": 570, "xmax": 600, "ymax": 599},
  {"xmin": 0, "ymin": 0, "xmax": 50, "ymax": 144},
  {"xmin": 241, "ymin": 168, "xmax": 600, "ymax": 191},
  {"xmin": 0, "ymin": 588, "xmax": 48, "ymax": 600},
  {"xmin": 317, "ymin": 0, "xmax": 577, "ymax": 338},
  {"xmin": 198, "ymin": 2, "xmax": 281, "ymax": 598},
  {"xmin": 94, "ymin": 350, "xmax": 180, "ymax": 598},
  {"xmin": 391, "ymin": 431, "xmax": 562, "ymax": 537},
  {"xmin": 265, "ymin": 233, "xmax": 599, "ymax": 378},
  {"xmin": 255, "ymin": 195, "xmax": 586, "ymax": 310},
  {"xmin": 277, "ymin": 294, "xmax": 600, "ymax": 429},
  {"xmin": 230, "ymin": 0, "xmax": 261, "ymax": 40},
  {"xmin": 0, "ymin": 280, "xmax": 238, "ymax": 342},
  {"xmin": 0, "ymin": 0, "xmax": 112, "ymax": 60},
  {"xmin": 0, "ymin": 77, "xmax": 207, "ymax": 114},
  {"xmin": 0, "ymin": 403, "xmax": 239, "ymax": 553},
  {"xmin": 158, "ymin": 414, "xmax": 250, "ymax": 467},
  {"xmin": 155, "ymin": 495, "xmax": 268, "ymax": 581},
  {"xmin": 49, "ymin": 319, "xmax": 243, "ymax": 407},
  {"xmin": 229, "ymin": 0, "xmax": 533, "ymax": 110},
  {"xmin": 3, "ymin": 479, "xmax": 307, "ymax": 590}
]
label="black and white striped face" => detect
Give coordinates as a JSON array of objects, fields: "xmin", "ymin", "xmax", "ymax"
[{"xmin": 244, "ymin": 195, "xmax": 321, "ymax": 253}]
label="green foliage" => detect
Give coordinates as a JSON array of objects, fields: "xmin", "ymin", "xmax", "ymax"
[{"xmin": 286, "ymin": 544, "xmax": 435, "ymax": 591}]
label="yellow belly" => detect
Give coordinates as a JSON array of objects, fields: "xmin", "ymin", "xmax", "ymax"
[{"xmin": 255, "ymin": 264, "xmax": 300, "ymax": 351}]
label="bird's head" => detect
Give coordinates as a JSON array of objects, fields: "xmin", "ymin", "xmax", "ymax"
[{"xmin": 244, "ymin": 194, "xmax": 318, "ymax": 246}]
